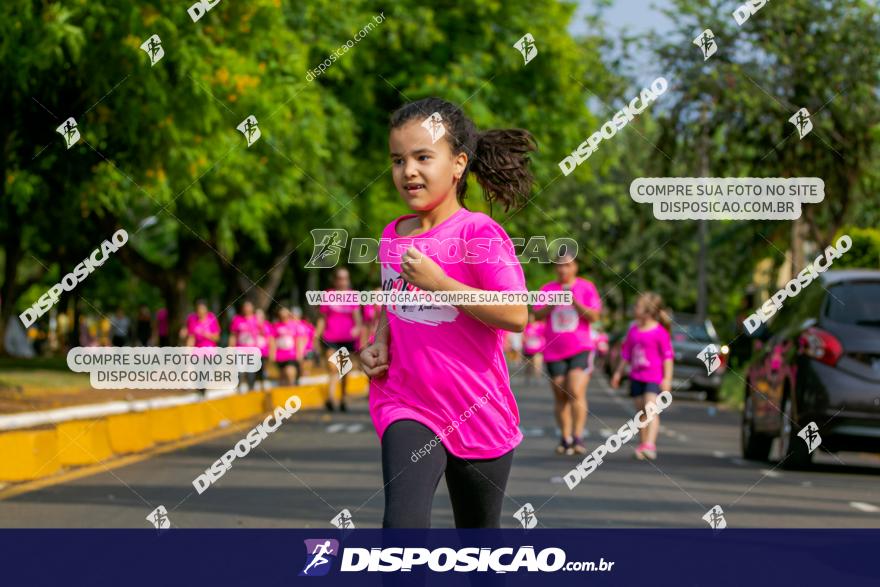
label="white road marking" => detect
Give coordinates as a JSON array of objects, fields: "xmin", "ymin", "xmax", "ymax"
[
  {"xmin": 712, "ymin": 451, "xmax": 727, "ymax": 458},
  {"xmin": 326, "ymin": 423, "xmax": 346, "ymax": 433},
  {"xmin": 346, "ymin": 423, "xmax": 364, "ymax": 433},
  {"xmin": 849, "ymin": 502, "xmax": 880, "ymax": 513},
  {"xmin": 599, "ymin": 428, "xmax": 613, "ymax": 437},
  {"xmin": 730, "ymin": 458, "xmax": 747, "ymax": 466},
  {"xmin": 759, "ymin": 469, "xmax": 781, "ymax": 478}
]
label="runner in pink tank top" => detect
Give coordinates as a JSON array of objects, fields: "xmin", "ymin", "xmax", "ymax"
[{"xmin": 314, "ymin": 267, "xmax": 362, "ymax": 412}]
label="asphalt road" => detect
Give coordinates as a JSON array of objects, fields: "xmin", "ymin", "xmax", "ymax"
[{"xmin": 2, "ymin": 368, "xmax": 879, "ymax": 529}]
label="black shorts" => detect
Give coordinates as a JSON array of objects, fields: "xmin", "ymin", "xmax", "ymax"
[
  {"xmin": 322, "ymin": 339, "xmax": 355, "ymax": 352},
  {"xmin": 277, "ymin": 360, "xmax": 301, "ymax": 370},
  {"xmin": 545, "ymin": 350, "xmax": 594, "ymax": 378},
  {"xmin": 629, "ymin": 379, "xmax": 661, "ymax": 398}
]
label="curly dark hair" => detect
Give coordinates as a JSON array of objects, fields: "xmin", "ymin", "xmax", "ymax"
[{"xmin": 390, "ymin": 97, "xmax": 537, "ymax": 212}]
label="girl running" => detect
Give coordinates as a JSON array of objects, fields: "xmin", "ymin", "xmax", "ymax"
[
  {"xmin": 533, "ymin": 253, "xmax": 602, "ymax": 456},
  {"xmin": 610, "ymin": 292, "xmax": 674, "ymax": 460},
  {"xmin": 314, "ymin": 267, "xmax": 362, "ymax": 412},
  {"xmin": 522, "ymin": 312, "xmax": 545, "ymax": 381},
  {"xmin": 272, "ymin": 306, "xmax": 305, "ymax": 385},
  {"xmin": 254, "ymin": 308, "xmax": 274, "ymax": 388},
  {"xmin": 359, "ymin": 97, "xmax": 536, "ymax": 528}
]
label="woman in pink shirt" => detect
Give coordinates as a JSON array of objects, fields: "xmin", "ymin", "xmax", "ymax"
[
  {"xmin": 272, "ymin": 306, "xmax": 306, "ymax": 385},
  {"xmin": 229, "ymin": 301, "xmax": 266, "ymax": 392},
  {"xmin": 314, "ymin": 267, "xmax": 362, "ymax": 412},
  {"xmin": 359, "ymin": 97, "xmax": 536, "ymax": 528},
  {"xmin": 522, "ymin": 312, "xmax": 546, "ymax": 381},
  {"xmin": 183, "ymin": 300, "xmax": 220, "ymax": 348},
  {"xmin": 610, "ymin": 292, "xmax": 674, "ymax": 460},
  {"xmin": 533, "ymin": 253, "xmax": 602, "ymax": 456}
]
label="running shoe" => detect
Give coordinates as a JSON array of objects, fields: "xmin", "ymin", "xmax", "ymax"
[
  {"xmin": 325, "ymin": 399, "xmax": 335, "ymax": 412},
  {"xmin": 634, "ymin": 442, "xmax": 656, "ymax": 460},
  {"xmin": 571, "ymin": 436, "xmax": 587, "ymax": 455},
  {"xmin": 555, "ymin": 437, "xmax": 571, "ymax": 455},
  {"xmin": 339, "ymin": 401, "xmax": 348, "ymax": 413}
]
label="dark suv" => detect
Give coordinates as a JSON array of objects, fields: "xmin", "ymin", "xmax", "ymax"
[{"xmin": 741, "ymin": 270, "xmax": 880, "ymax": 468}]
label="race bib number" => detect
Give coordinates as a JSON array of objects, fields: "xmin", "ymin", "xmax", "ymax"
[
  {"xmin": 239, "ymin": 332, "xmax": 255, "ymax": 345},
  {"xmin": 277, "ymin": 335, "xmax": 294, "ymax": 349},
  {"xmin": 551, "ymin": 307, "xmax": 579, "ymax": 333}
]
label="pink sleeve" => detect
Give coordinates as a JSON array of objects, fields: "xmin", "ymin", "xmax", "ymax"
[
  {"xmin": 471, "ymin": 220, "xmax": 526, "ymax": 292},
  {"xmin": 208, "ymin": 315, "xmax": 220, "ymax": 334},
  {"xmin": 659, "ymin": 327, "xmax": 674, "ymax": 360},
  {"xmin": 620, "ymin": 327, "xmax": 633, "ymax": 361},
  {"xmin": 230, "ymin": 316, "xmax": 241, "ymax": 334},
  {"xmin": 580, "ymin": 280, "xmax": 602, "ymax": 311}
]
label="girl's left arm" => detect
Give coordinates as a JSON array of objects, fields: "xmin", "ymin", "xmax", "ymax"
[
  {"xmin": 661, "ymin": 359, "xmax": 674, "ymax": 392},
  {"xmin": 440, "ymin": 274, "xmax": 528, "ymax": 332}
]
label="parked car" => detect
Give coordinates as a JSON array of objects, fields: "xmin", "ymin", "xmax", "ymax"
[
  {"xmin": 668, "ymin": 313, "xmax": 727, "ymax": 402},
  {"xmin": 741, "ymin": 270, "xmax": 880, "ymax": 468}
]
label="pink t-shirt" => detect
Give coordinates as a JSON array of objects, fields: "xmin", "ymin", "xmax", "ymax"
[
  {"xmin": 231, "ymin": 315, "xmax": 260, "ymax": 348},
  {"xmin": 273, "ymin": 320, "xmax": 304, "ymax": 362},
  {"xmin": 523, "ymin": 321, "xmax": 546, "ymax": 354},
  {"xmin": 369, "ymin": 207, "xmax": 525, "ymax": 459},
  {"xmin": 255, "ymin": 320, "xmax": 271, "ymax": 357},
  {"xmin": 319, "ymin": 291, "xmax": 359, "ymax": 343},
  {"xmin": 301, "ymin": 320, "xmax": 315, "ymax": 352},
  {"xmin": 185, "ymin": 312, "xmax": 219, "ymax": 347},
  {"xmin": 535, "ymin": 278, "xmax": 602, "ymax": 362},
  {"xmin": 620, "ymin": 323, "xmax": 674, "ymax": 384}
]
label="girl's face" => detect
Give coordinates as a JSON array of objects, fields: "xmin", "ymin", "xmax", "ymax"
[
  {"xmin": 242, "ymin": 302, "xmax": 254, "ymax": 316},
  {"xmin": 196, "ymin": 303, "xmax": 207, "ymax": 318},
  {"xmin": 256, "ymin": 309, "xmax": 265, "ymax": 322},
  {"xmin": 634, "ymin": 299, "xmax": 649, "ymax": 320},
  {"xmin": 279, "ymin": 308, "xmax": 291, "ymax": 321},
  {"xmin": 389, "ymin": 120, "xmax": 467, "ymax": 212}
]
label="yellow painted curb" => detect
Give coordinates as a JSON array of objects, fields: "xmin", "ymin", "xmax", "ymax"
[
  {"xmin": 228, "ymin": 392, "xmax": 265, "ymax": 421},
  {"xmin": 347, "ymin": 373, "xmax": 369, "ymax": 395},
  {"xmin": 0, "ymin": 429, "xmax": 60, "ymax": 482},
  {"xmin": 178, "ymin": 403, "xmax": 212, "ymax": 437},
  {"xmin": 106, "ymin": 412, "xmax": 154, "ymax": 454},
  {"xmin": 149, "ymin": 407, "xmax": 185, "ymax": 443},
  {"xmin": 56, "ymin": 419, "xmax": 113, "ymax": 466}
]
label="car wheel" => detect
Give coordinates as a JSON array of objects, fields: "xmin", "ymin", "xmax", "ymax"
[
  {"xmin": 780, "ymin": 395, "xmax": 812, "ymax": 469},
  {"xmin": 741, "ymin": 392, "xmax": 772, "ymax": 461},
  {"xmin": 705, "ymin": 387, "xmax": 719, "ymax": 403}
]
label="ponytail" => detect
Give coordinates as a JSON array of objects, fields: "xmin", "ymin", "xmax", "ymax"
[{"xmin": 390, "ymin": 97, "xmax": 537, "ymax": 212}]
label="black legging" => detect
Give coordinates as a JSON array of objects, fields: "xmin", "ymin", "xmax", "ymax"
[{"xmin": 381, "ymin": 419, "xmax": 514, "ymax": 528}]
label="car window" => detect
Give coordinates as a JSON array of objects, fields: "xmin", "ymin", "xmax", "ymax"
[
  {"xmin": 767, "ymin": 281, "xmax": 825, "ymax": 336},
  {"xmin": 672, "ymin": 321, "xmax": 712, "ymax": 342},
  {"xmin": 825, "ymin": 281, "xmax": 880, "ymax": 326}
]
